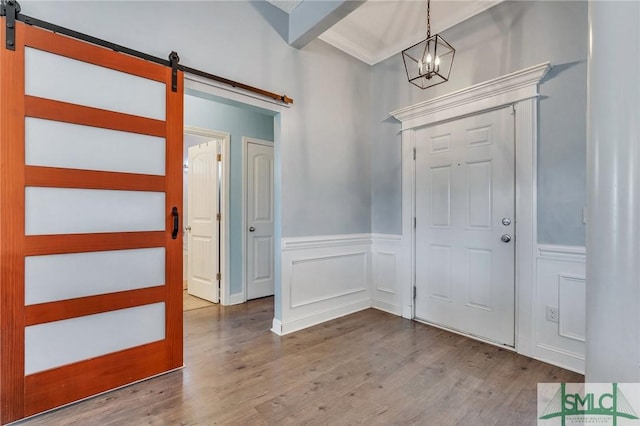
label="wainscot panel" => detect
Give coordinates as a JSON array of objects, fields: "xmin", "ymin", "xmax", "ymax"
[
  {"xmin": 280, "ymin": 234, "xmax": 372, "ymax": 335},
  {"xmin": 535, "ymin": 244, "xmax": 586, "ymax": 373}
]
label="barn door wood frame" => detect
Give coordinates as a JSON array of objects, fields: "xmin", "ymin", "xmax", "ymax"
[{"xmin": 0, "ymin": 14, "xmax": 186, "ymax": 426}]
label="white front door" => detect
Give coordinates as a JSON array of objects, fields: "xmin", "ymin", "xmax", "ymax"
[
  {"xmin": 187, "ymin": 142, "xmax": 219, "ymax": 303},
  {"xmin": 246, "ymin": 139, "xmax": 274, "ymax": 300},
  {"xmin": 414, "ymin": 106, "xmax": 515, "ymax": 346}
]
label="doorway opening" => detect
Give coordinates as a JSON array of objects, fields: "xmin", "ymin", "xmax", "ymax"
[
  {"xmin": 183, "ymin": 85, "xmax": 276, "ymax": 309},
  {"xmin": 182, "ymin": 127, "xmax": 229, "ymax": 310}
]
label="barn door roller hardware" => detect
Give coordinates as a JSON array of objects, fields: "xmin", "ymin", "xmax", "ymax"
[
  {"xmin": 169, "ymin": 51, "xmax": 180, "ymax": 93},
  {"xmin": 0, "ymin": 0, "xmax": 293, "ymax": 103},
  {"xmin": 1, "ymin": 0, "xmax": 19, "ymax": 51}
]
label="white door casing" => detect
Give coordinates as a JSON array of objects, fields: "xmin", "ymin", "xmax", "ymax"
[
  {"xmin": 245, "ymin": 138, "xmax": 275, "ymax": 300},
  {"xmin": 414, "ymin": 107, "xmax": 515, "ymax": 346},
  {"xmin": 187, "ymin": 141, "xmax": 219, "ymax": 303},
  {"xmin": 391, "ymin": 62, "xmax": 550, "ymax": 356},
  {"xmin": 183, "ymin": 73, "xmax": 287, "ymax": 331}
]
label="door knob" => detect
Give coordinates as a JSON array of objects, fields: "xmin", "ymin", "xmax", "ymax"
[
  {"xmin": 501, "ymin": 217, "xmax": 512, "ymax": 226},
  {"xmin": 185, "ymin": 226, "xmax": 191, "ymax": 232},
  {"xmin": 249, "ymin": 227, "xmax": 255, "ymax": 232},
  {"xmin": 501, "ymin": 234, "xmax": 512, "ymax": 243}
]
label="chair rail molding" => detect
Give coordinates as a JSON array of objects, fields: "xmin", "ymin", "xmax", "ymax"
[{"xmin": 391, "ymin": 62, "xmax": 551, "ymax": 360}]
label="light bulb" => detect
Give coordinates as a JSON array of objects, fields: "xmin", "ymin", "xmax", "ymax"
[
  {"xmin": 435, "ymin": 56, "xmax": 440, "ymax": 72},
  {"xmin": 418, "ymin": 58, "xmax": 424, "ymax": 74},
  {"xmin": 426, "ymin": 53, "xmax": 432, "ymax": 65}
]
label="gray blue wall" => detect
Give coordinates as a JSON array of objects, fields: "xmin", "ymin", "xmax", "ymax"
[
  {"xmin": 371, "ymin": 0, "xmax": 588, "ymax": 246},
  {"xmin": 184, "ymin": 94, "xmax": 274, "ymax": 296},
  {"xmin": 24, "ymin": 0, "xmax": 373, "ymax": 240}
]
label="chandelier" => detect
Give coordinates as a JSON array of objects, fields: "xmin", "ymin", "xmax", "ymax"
[{"xmin": 402, "ymin": 0, "xmax": 455, "ymax": 89}]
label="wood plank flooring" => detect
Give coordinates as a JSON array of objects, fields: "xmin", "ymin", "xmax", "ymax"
[
  {"xmin": 16, "ymin": 299, "xmax": 582, "ymax": 425},
  {"xmin": 183, "ymin": 290, "xmax": 215, "ymax": 311}
]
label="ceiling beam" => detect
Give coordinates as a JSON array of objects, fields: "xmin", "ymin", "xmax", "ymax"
[{"xmin": 288, "ymin": 0, "xmax": 365, "ymax": 49}]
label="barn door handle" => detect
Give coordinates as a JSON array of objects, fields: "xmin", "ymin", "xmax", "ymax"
[{"xmin": 171, "ymin": 207, "xmax": 179, "ymax": 239}]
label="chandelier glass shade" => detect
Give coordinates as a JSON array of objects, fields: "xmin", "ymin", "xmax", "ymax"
[{"xmin": 401, "ymin": 0, "xmax": 455, "ymax": 89}]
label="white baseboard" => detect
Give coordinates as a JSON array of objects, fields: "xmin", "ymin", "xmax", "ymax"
[
  {"xmin": 371, "ymin": 299, "xmax": 402, "ymax": 316},
  {"xmin": 279, "ymin": 298, "xmax": 371, "ymax": 335},
  {"xmin": 225, "ymin": 292, "xmax": 245, "ymax": 306},
  {"xmin": 535, "ymin": 343, "xmax": 585, "ymax": 374},
  {"xmin": 271, "ymin": 318, "xmax": 283, "ymax": 336}
]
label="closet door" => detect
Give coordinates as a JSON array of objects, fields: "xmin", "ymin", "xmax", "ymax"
[{"xmin": 0, "ymin": 21, "xmax": 183, "ymax": 423}]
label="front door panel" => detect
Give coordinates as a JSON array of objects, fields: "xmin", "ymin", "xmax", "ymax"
[{"xmin": 414, "ymin": 107, "xmax": 515, "ymax": 346}]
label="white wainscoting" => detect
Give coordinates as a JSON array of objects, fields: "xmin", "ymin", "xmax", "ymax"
[
  {"xmin": 371, "ymin": 234, "xmax": 404, "ymax": 316},
  {"xmin": 535, "ymin": 244, "xmax": 586, "ymax": 373},
  {"xmin": 278, "ymin": 234, "xmax": 373, "ymax": 335},
  {"xmin": 277, "ymin": 235, "xmax": 586, "ymax": 374}
]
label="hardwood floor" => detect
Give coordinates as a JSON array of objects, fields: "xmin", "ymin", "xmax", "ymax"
[
  {"xmin": 16, "ymin": 299, "xmax": 582, "ymax": 425},
  {"xmin": 183, "ymin": 290, "xmax": 215, "ymax": 311}
]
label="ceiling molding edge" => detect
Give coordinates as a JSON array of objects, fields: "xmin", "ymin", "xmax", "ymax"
[
  {"xmin": 321, "ymin": 0, "xmax": 505, "ymax": 67},
  {"xmin": 318, "ymin": 31, "xmax": 376, "ymax": 65}
]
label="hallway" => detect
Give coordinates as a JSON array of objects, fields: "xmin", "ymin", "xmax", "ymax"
[{"xmin": 18, "ymin": 299, "xmax": 582, "ymax": 425}]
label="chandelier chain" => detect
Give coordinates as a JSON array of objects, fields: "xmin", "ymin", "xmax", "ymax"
[{"xmin": 426, "ymin": 0, "xmax": 431, "ymax": 39}]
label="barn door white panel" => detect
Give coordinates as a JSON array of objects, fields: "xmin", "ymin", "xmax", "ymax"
[
  {"xmin": 246, "ymin": 140, "xmax": 274, "ymax": 300},
  {"xmin": 415, "ymin": 107, "xmax": 515, "ymax": 346},
  {"xmin": 1, "ymin": 21, "xmax": 183, "ymax": 422},
  {"xmin": 187, "ymin": 142, "xmax": 220, "ymax": 303}
]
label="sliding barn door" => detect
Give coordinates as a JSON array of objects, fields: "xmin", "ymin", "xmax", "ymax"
[{"xmin": 0, "ymin": 21, "xmax": 183, "ymax": 424}]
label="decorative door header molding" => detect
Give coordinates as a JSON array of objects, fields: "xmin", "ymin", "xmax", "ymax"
[{"xmin": 390, "ymin": 62, "xmax": 551, "ymax": 130}]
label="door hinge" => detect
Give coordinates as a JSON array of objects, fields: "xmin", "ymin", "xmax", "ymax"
[
  {"xmin": 216, "ymin": 272, "xmax": 221, "ymax": 281},
  {"xmin": 2, "ymin": 0, "xmax": 20, "ymax": 51},
  {"xmin": 216, "ymin": 213, "xmax": 221, "ymax": 221},
  {"xmin": 413, "ymin": 147, "xmax": 416, "ymax": 160},
  {"xmin": 413, "ymin": 286, "xmax": 417, "ymax": 300},
  {"xmin": 168, "ymin": 51, "xmax": 180, "ymax": 93},
  {"xmin": 217, "ymin": 154, "xmax": 222, "ymax": 162}
]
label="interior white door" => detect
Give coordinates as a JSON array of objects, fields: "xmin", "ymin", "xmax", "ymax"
[
  {"xmin": 246, "ymin": 140, "xmax": 274, "ymax": 300},
  {"xmin": 414, "ymin": 106, "xmax": 515, "ymax": 346},
  {"xmin": 187, "ymin": 142, "xmax": 219, "ymax": 303}
]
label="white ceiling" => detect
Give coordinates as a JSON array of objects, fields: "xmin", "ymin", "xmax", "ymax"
[{"xmin": 269, "ymin": 0, "xmax": 504, "ymax": 66}]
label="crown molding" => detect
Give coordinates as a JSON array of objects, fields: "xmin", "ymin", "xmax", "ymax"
[{"xmin": 320, "ymin": 0, "xmax": 504, "ymax": 66}]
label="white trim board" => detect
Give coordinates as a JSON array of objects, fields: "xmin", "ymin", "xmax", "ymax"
[
  {"xmin": 184, "ymin": 76, "xmax": 286, "ymax": 314},
  {"xmin": 391, "ymin": 62, "xmax": 552, "ymax": 359}
]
